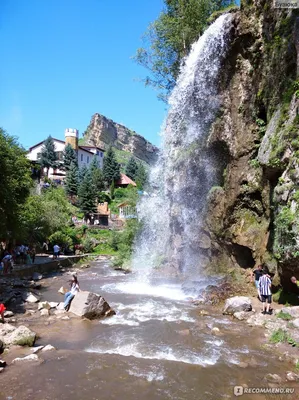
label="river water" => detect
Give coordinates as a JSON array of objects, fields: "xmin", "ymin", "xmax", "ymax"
[{"xmin": 0, "ymin": 261, "xmax": 296, "ymax": 400}]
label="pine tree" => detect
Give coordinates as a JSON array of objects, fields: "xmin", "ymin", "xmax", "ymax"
[
  {"xmin": 65, "ymin": 162, "xmax": 79, "ymax": 196},
  {"xmin": 38, "ymin": 136, "xmax": 58, "ymax": 176},
  {"xmin": 78, "ymin": 169, "xmax": 97, "ymax": 216},
  {"xmin": 125, "ymin": 156, "xmax": 138, "ymax": 181},
  {"xmin": 63, "ymin": 143, "xmax": 77, "ymax": 170},
  {"xmin": 135, "ymin": 163, "xmax": 147, "ymax": 189},
  {"xmin": 103, "ymin": 147, "xmax": 120, "ymax": 186},
  {"xmin": 78, "ymin": 164, "xmax": 88, "ymax": 184},
  {"xmin": 89, "ymin": 157, "xmax": 105, "ymax": 193}
]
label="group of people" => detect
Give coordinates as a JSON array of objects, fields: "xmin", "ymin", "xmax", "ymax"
[{"xmin": 0, "ymin": 245, "xmax": 36, "ymax": 274}]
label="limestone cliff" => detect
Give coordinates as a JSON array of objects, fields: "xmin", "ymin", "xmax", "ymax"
[
  {"xmin": 201, "ymin": 0, "xmax": 299, "ymax": 290},
  {"xmin": 82, "ymin": 113, "xmax": 158, "ymax": 164}
]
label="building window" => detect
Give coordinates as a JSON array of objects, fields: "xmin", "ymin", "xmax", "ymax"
[
  {"xmin": 81, "ymin": 154, "xmax": 83, "ymax": 162},
  {"xmin": 100, "ymin": 153, "xmax": 103, "ymax": 158},
  {"xmin": 87, "ymin": 156, "xmax": 89, "ymax": 163},
  {"xmin": 96, "ymin": 150, "xmax": 99, "ymax": 155},
  {"xmin": 37, "ymin": 152, "xmax": 41, "ymax": 159}
]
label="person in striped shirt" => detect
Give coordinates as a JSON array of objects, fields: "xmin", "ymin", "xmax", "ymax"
[{"xmin": 258, "ymin": 270, "xmax": 272, "ymax": 314}]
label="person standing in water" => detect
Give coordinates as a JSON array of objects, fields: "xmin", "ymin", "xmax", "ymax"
[{"xmin": 64, "ymin": 275, "xmax": 80, "ymax": 311}]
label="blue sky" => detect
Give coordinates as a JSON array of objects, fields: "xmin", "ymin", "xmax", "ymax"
[{"xmin": 0, "ymin": 0, "xmax": 167, "ymax": 149}]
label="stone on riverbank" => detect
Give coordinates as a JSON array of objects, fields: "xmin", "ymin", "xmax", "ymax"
[
  {"xmin": 0, "ymin": 324, "xmax": 36, "ymax": 347},
  {"xmin": 233, "ymin": 311, "xmax": 251, "ymax": 321},
  {"xmin": 4, "ymin": 311, "xmax": 14, "ymax": 318},
  {"xmin": 40, "ymin": 309, "xmax": 49, "ymax": 316},
  {"xmin": 41, "ymin": 344, "xmax": 55, "ymax": 352},
  {"xmin": 286, "ymin": 371, "xmax": 299, "ymax": 381},
  {"xmin": 32, "ymin": 273, "xmax": 43, "ymax": 281},
  {"xmin": 38, "ymin": 301, "xmax": 51, "ymax": 310},
  {"xmin": 12, "ymin": 354, "xmax": 40, "ymax": 363},
  {"xmin": 22, "ymin": 292, "xmax": 40, "ymax": 303},
  {"xmin": 69, "ymin": 291, "xmax": 115, "ymax": 320},
  {"xmin": 223, "ymin": 297, "xmax": 252, "ymax": 315},
  {"xmin": 264, "ymin": 373, "xmax": 282, "ymax": 384}
]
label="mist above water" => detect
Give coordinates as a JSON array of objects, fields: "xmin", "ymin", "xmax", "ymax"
[{"xmin": 132, "ymin": 14, "xmax": 233, "ymax": 278}]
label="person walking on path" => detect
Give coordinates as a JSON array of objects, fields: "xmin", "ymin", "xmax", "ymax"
[
  {"xmin": 250, "ymin": 264, "xmax": 263, "ymax": 300},
  {"xmin": 259, "ymin": 270, "xmax": 272, "ymax": 315},
  {"xmin": 53, "ymin": 244, "xmax": 60, "ymax": 259},
  {"xmin": 64, "ymin": 275, "xmax": 80, "ymax": 311}
]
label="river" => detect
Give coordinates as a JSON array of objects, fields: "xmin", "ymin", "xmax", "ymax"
[{"xmin": 0, "ymin": 260, "xmax": 296, "ymax": 400}]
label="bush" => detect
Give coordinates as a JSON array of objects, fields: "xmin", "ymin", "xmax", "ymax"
[
  {"xmin": 49, "ymin": 231, "xmax": 72, "ymax": 248},
  {"xmin": 81, "ymin": 237, "xmax": 95, "ymax": 253}
]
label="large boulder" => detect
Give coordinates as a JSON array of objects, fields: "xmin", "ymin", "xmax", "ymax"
[
  {"xmin": 0, "ymin": 324, "xmax": 36, "ymax": 347},
  {"xmin": 69, "ymin": 291, "xmax": 115, "ymax": 320},
  {"xmin": 223, "ymin": 296, "xmax": 252, "ymax": 315}
]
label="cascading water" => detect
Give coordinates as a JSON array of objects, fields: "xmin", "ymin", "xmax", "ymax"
[{"xmin": 132, "ymin": 14, "xmax": 233, "ymax": 280}]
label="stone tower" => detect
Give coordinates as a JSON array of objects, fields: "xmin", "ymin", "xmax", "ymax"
[{"xmin": 65, "ymin": 128, "xmax": 79, "ymax": 150}]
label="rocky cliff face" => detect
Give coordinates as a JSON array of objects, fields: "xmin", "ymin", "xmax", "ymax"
[
  {"xmin": 201, "ymin": 0, "xmax": 299, "ymax": 289},
  {"xmin": 83, "ymin": 113, "xmax": 159, "ymax": 164}
]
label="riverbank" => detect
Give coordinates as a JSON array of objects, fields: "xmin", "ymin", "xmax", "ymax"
[{"xmin": 0, "ymin": 260, "xmax": 298, "ymax": 399}]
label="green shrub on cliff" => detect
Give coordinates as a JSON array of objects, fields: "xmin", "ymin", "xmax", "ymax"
[{"xmin": 134, "ymin": 0, "xmax": 236, "ymax": 101}]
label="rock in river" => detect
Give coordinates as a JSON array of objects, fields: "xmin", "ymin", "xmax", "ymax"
[
  {"xmin": 69, "ymin": 291, "xmax": 115, "ymax": 320},
  {"xmin": 223, "ymin": 296, "xmax": 252, "ymax": 315},
  {"xmin": 0, "ymin": 324, "xmax": 36, "ymax": 347}
]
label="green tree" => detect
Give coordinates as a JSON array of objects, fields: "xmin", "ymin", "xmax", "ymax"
[
  {"xmin": 63, "ymin": 143, "xmax": 77, "ymax": 170},
  {"xmin": 38, "ymin": 135, "xmax": 58, "ymax": 176},
  {"xmin": 65, "ymin": 162, "xmax": 79, "ymax": 196},
  {"xmin": 103, "ymin": 147, "xmax": 120, "ymax": 186},
  {"xmin": 19, "ymin": 187, "xmax": 76, "ymax": 242},
  {"xmin": 135, "ymin": 163, "xmax": 148, "ymax": 189},
  {"xmin": 78, "ymin": 164, "xmax": 88, "ymax": 184},
  {"xmin": 78, "ymin": 170, "xmax": 97, "ymax": 217},
  {"xmin": 0, "ymin": 128, "xmax": 32, "ymax": 238},
  {"xmin": 134, "ymin": 0, "xmax": 234, "ymax": 101},
  {"xmin": 90, "ymin": 157, "xmax": 105, "ymax": 192},
  {"xmin": 125, "ymin": 156, "xmax": 138, "ymax": 181}
]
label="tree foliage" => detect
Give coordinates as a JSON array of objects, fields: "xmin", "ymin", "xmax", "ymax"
[
  {"xmin": 65, "ymin": 162, "xmax": 79, "ymax": 196},
  {"xmin": 125, "ymin": 156, "xmax": 138, "ymax": 181},
  {"xmin": 18, "ymin": 187, "xmax": 76, "ymax": 242},
  {"xmin": 135, "ymin": 163, "xmax": 148, "ymax": 189},
  {"xmin": 63, "ymin": 143, "xmax": 77, "ymax": 170},
  {"xmin": 90, "ymin": 157, "xmax": 105, "ymax": 193},
  {"xmin": 103, "ymin": 147, "xmax": 120, "ymax": 185},
  {"xmin": 0, "ymin": 128, "xmax": 32, "ymax": 238},
  {"xmin": 134, "ymin": 0, "xmax": 235, "ymax": 101},
  {"xmin": 78, "ymin": 170, "xmax": 97, "ymax": 215},
  {"xmin": 38, "ymin": 136, "xmax": 58, "ymax": 175}
]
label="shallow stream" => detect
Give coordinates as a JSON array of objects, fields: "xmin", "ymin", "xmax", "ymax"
[{"xmin": 0, "ymin": 261, "xmax": 296, "ymax": 400}]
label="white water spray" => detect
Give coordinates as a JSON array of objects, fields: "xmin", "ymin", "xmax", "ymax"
[{"xmin": 132, "ymin": 14, "xmax": 233, "ymax": 278}]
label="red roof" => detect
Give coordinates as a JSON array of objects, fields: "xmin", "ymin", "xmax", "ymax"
[{"xmin": 116, "ymin": 173, "xmax": 137, "ymax": 187}]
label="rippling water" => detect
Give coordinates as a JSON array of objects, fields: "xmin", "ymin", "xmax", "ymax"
[{"xmin": 0, "ymin": 261, "xmax": 295, "ymax": 400}]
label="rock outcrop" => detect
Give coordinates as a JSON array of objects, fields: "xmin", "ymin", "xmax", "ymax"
[
  {"xmin": 83, "ymin": 113, "xmax": 159, "ymax": 164},
  {"xmin": 69, "ymin": 291, "xmax": 115, "ymax": 320},
  {"xmin": 200, "ymin": 1, "xmax": 299, "ymax": 288}
]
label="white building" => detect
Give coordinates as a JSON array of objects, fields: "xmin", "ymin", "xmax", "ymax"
[{"xmin": 27, "ymin": 128, "xmax": 104, "ymax": 180}]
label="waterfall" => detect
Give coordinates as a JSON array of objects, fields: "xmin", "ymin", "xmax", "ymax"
[{"xmin": 132, "ymin": 14, "xmax": 233, "ymax": 279}]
